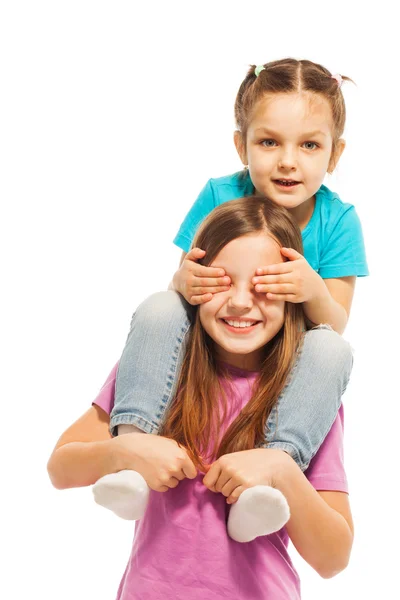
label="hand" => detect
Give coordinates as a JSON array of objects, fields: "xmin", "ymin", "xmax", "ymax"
[
  {"xmin": 173, "ymin": 248, "xmax": 231, "ymax": 305},
  {"xmin": 114, "ymin": 433, "xmax": 198, "ymax": 492},
  {"xmin": 252, "ymin": 247, "xmax": 326, "ymax": 303},
  {"xmin": 202, "ymin": 448, "xmax": 291, "ymax": 504}
]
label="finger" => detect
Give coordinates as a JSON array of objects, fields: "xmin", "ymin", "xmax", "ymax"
[
  {"xmin": 190, "ymin": 285, "xmax": 231, "ymax": 295},
  {"xmin": 255, "ymin": 284, "xmax": 295, "ymax": 295},
  {"xmin": 266, "ymin": 293, "xmax": 299, "ymax": 302},
  {"xmin": 214, "ymin": 472, "xmax": 233, "ymax": 493},
  {"xmin": 193, "ymin": 266, "xmax": 229, "ymax": 279},
  {"xmin": 191, "ymin": 276, "xmax": 231, "ymax": 288},
  {"xmin": 226, "ymin": 485, "xmax": 246, "ymax": 504},
  {"xmin": 255, "ymin": 263, "xmax": 293, "ymax": 276},
  {"xmin": 253, "ymin": 274, "xmax": 291, "ymax": 285},
  {"xmin": 185, "ymin": 247, "xmax": 206, "ymax": 262},
  {"xmin": 174, "ymin": 470, "xmax": 187, "ymax": 481},
  {"xmin": 157, "ymin": 485, "xmax": 170, "ymax": 493},
  {"xmin": 220, "ymin": 478, "xmax": 238, "ymax": 497},
  {"xmin": 182, "ymin": 459, "xmax": 198, "ymax": 480},
  {"xmin": 190, "ymin": 293, "xmax": 213, "ymax": 305},
  {"xmin": 280, "ymin": 247, "xmax": 303, "ymax": 260},
  {"xmin": 203, "ymin": 463, "xmax": 221, "ymax": 490},
  {"xmin": 166, "ymin": 476, "xmax": 180, "ymax": 489}
]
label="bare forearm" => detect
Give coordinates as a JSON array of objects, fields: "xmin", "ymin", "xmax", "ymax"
[
  {"xmin": 304, "ymin": 286, "xmax": 348, "ymax": 334},
  {"xmin": 275, "ymin": 461, "xmax": 353, "ymax": 578},
  {"xmin": 47, "ymin": 438, "xmax": 124, "ymax": 490}
]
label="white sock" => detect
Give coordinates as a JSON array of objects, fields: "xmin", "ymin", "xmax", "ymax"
[
  {"xmin": 227, "ymin": 485, "xmax": 290, "ymax": 543},
  {"xmin": 92, "ymin": 424, "xmax": 150, "ymax": 520}
]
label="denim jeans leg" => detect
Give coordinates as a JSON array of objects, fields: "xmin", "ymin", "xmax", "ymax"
[
  {"xmin": 261, "ymin": 325, "xmax": 354, "ymax": 471},
  {"xmin": 110, "ymin": 291, "xmax": 193, "ymax": 436}
]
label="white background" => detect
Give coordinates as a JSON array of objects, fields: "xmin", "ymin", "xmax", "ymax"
[{"xmin": 1, "ymin": 1, "xmax": 399, "ymax": 598}]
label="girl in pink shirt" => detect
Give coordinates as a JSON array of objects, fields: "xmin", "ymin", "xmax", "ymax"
[{"xmin": 48, "ymin": 197, "xmax": 353, "ymax": 599}]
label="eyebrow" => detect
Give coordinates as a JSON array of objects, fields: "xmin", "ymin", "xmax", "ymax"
[{"xmin": 254, "ymin": 127, "xmax": 328, "ymax": 138}]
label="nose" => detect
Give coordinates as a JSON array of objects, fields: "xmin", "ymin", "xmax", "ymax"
[
  {"xmin": 278, "ymin": 146, "xmax": 297, "ymax": 171},
  {"xmin": 228, "ymin": 284, "xmax": 253, "ymax": 311}
]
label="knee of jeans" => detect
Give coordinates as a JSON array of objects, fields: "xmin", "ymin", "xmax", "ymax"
[
  {"xmin": 303, "ymin": 326, "xmax": 353, "ymax": 379},
  {"xmin": 132, "ymin": 290, "xmax": 189, "ymax": 328}
]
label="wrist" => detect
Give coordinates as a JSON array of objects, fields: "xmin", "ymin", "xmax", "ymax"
[
  {"xmin": 304, "ymin": 277, "xmax": 330, "ymax": 308},
  {"xmin": 271, "ymin": 450, "xmax": 299, "ymax": 492},
  {"xmin": 108, "ymin": 436, "xmax": 132, "ymax": 472},
  {"xmin": 102, "ymin": 437, "xmax": 127, "ymax": 473},
  {"xmin": 111, "ymin": 432, "xmax": 145, "ymax": 472}
]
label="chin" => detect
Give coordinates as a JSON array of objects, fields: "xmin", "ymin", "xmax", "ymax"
[{"xmin": 221, "ymin": 342, "xmax": 260, "ymax": 355}]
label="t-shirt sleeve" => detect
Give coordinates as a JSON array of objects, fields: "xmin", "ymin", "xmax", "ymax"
[
  {"xmin": 91, "ymin": 363, "xmax": 118, "ymax": 416},
  {"xmin": 305, "ymin": 405, "xmax": 348, "ymax": 493},
  {"xmin": 319, "ymin": 206, "xmax": 369, "ymax": 279},
  {"xmin": 173, "ymin": 179, "xmax": 216, "ymax": 252}
]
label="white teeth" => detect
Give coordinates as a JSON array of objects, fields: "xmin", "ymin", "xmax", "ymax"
[{"xmin": 225, "ymin": 319, "xmax": 255, "ymax": 328}]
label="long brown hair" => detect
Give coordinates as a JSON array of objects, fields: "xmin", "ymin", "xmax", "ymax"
[
  {"xmin": 161, "ymin": 197, "xmax": 306, "ymax": 471},
  {"xmin": 234, "ymin": 57, "xmax": 353, "ymax": 159}
]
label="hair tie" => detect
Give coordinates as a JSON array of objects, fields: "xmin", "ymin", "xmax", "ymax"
[
  {"xmin": 255, "ymin": 65, "xmax": 266, "ymax": 77},
  {"xmin": 331, "ymin": 73, "xmax": 343, "ymax": 88}
]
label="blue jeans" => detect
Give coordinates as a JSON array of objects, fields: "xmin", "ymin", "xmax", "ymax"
[{"xmin": 110, "ymin": 291, "xmax": 353, "ymax": 471}]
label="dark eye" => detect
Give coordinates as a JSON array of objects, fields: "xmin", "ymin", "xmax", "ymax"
[
  {"xmin": 303, "ymin": 141, "xmax": 318, "ymax": 150},
  {"xmin": 261, "ymin": 139, "xmax": 277, "ymax": 148}
]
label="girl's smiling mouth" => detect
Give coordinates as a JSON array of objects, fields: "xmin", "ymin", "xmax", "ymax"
[{"xmin": 220, "ymin": 318, "xmax": 262, "ymax": 333}]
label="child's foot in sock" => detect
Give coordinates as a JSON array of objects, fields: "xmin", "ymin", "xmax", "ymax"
[
  {"xmin": 227, "ymin": 485, "xmax": 290, "ymax": 543},
  {"xmin": 92, "ymin": 470, "xmax": 149, "ymax": 521}
]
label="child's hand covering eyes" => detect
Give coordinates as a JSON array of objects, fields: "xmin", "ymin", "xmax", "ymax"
[
  {"xmin": 252, "ymin": 247, "xmax": 326, "ymax": 303},
  {"xmin": 173, "ymin": 247, "xmax": 231, "ymax": 305}
]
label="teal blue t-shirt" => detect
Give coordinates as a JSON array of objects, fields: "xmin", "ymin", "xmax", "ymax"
[{"xmin": 173, "ymin": 171, "xmax": 369, "ymax": 279}]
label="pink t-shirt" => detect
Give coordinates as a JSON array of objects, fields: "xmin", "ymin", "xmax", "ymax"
[{"xmin": 93, "ymin": 363, "xmax": 348, "ymax": 600}]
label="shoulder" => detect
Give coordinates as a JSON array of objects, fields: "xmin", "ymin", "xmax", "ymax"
[
  {"xmin": 317, "ymin": 184, "xmax": 358, "ymax": 223},
  {"xmin": 317, "ymin": 185, "xmax": 355, "ymax": 219},
  {"xmin": 208, "ymin": 170, "xmax": 254, "ymax": 205},
  {"xmin": 316, "ymin": 184, "xmax": 366, "ymax": 247}
]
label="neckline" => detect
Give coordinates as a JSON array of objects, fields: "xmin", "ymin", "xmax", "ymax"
[{"xmin": 218, "ymin": 360, "xmax": 260, "ymax": 378}]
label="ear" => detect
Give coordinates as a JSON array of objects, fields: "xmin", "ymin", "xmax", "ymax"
[
  {"xmin": 234, "ymin": 130, "xmax": 248, "ymax": 166},
  {"xmin": 328, "ymin": 138, "xmax": 346, "ymax": 173}
]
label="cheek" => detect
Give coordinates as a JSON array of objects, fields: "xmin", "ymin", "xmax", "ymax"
[
  {"xmin": 263, "ymin": 301, "xmax": 285, "ymax": 326},
  {"xmin": 307, "ymin": 152, "xmax": 331, "ymax": 175},
  {"xmin": 251, "ymin": 150, "xmax": 271, "ymax": 169},
  {"xmin": 199, "ymin": 295, "xmax": 226, "ymax": 329},
  {"xmin": 199, "ymin": 306, "xmax": 211, "ymax": 331}
]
